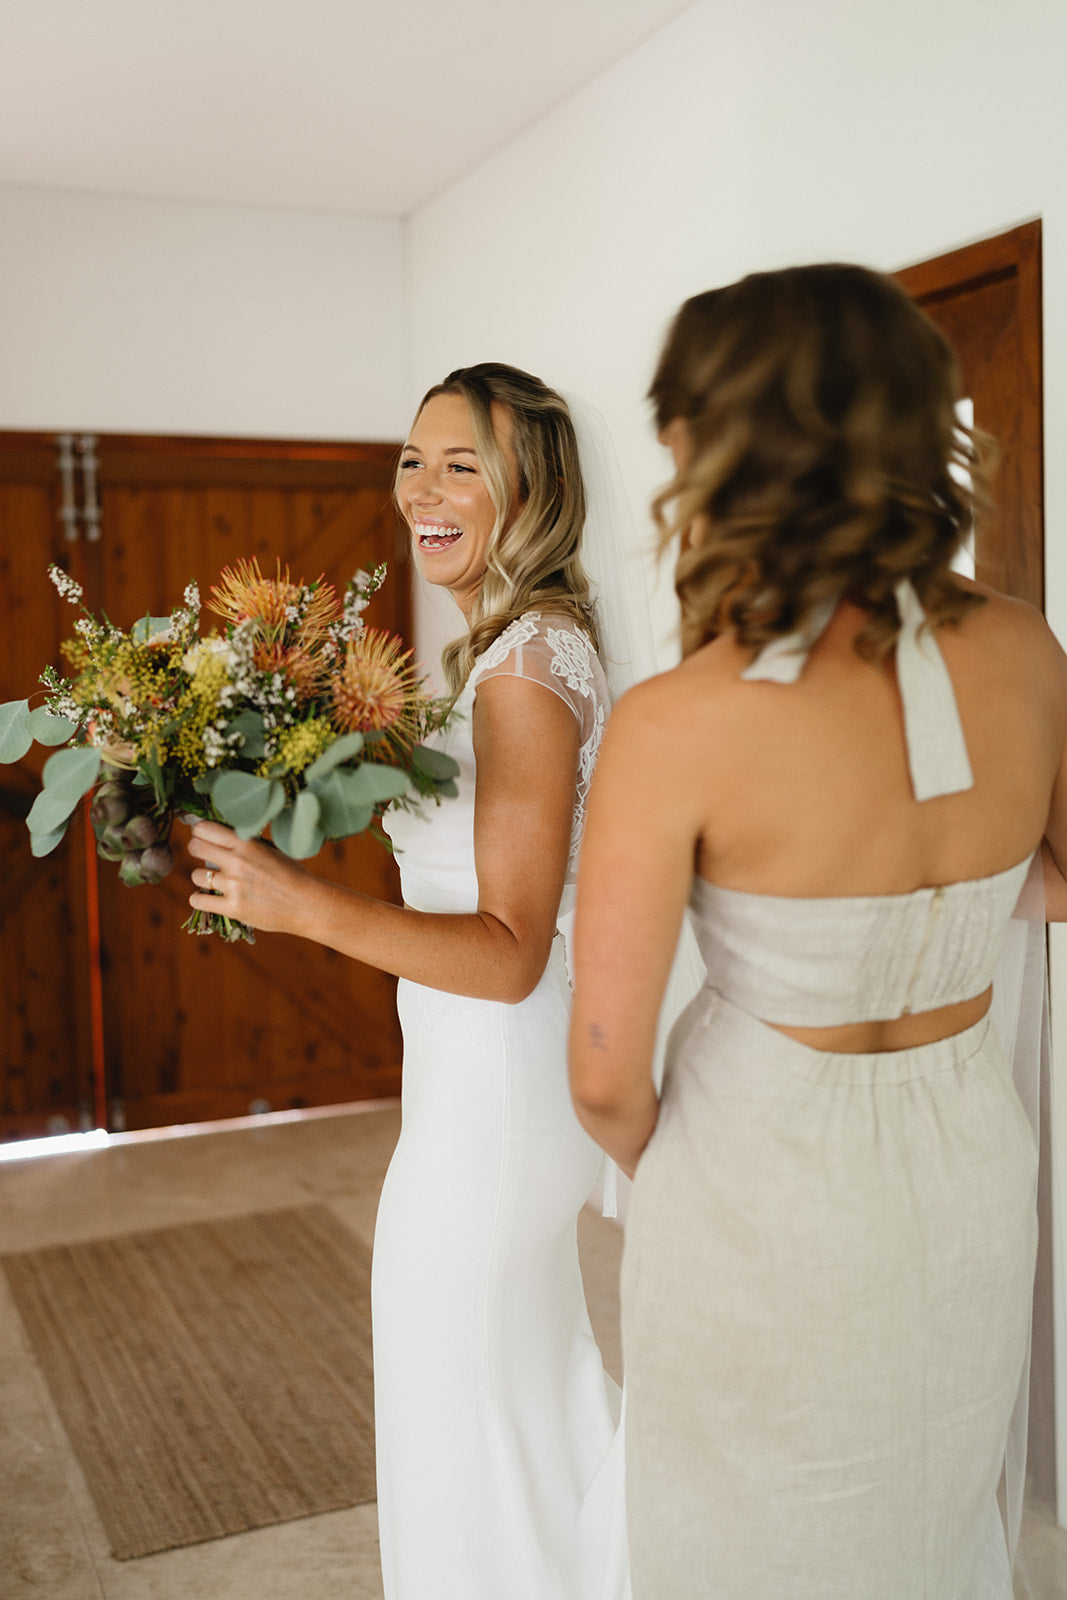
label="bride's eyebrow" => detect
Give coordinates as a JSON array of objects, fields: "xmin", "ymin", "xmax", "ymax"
[{"xmin": 401, "ymin": 442, "xmax": 478, "ymax": 457}]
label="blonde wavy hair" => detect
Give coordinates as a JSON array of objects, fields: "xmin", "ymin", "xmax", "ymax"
[
  {"xmin": 400, "ymin": 364, "xmax": 599, "ymax": 694},
  {"xmin": 649, "ymin": 264, "xmax": 993, "ymax": 660}
]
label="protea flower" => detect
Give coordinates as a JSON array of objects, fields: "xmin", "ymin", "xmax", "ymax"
[
  {"xmin": 329, "ymin": 628, "xmax": 426, "ymax": 756},
  {"xmin": 252, "ymin": 640, "xmax": 323, "ymax": 701},
  {"xmin": 210, "ymin": 558, "xmax": 341, "ymax": 645}
]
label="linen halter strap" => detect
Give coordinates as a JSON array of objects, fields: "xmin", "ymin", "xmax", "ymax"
[{"xmin": 739, "ymin": 577, "xmax": 974, "ymax": 802}]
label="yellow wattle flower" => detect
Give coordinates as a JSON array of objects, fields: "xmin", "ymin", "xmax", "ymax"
[{"xmin": 265, "ymin": 718, "xmax": 335, "ymax": 777}]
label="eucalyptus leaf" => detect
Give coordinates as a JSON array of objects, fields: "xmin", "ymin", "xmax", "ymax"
[
  {"xmin": 24, "ymin": 707, "xmax": 77, "ymax": 746},
  {"xmin": 42, "ymin": 745, "xmax": 101, "ymax": 800},
  {"xmin": 311, "ymin": 770, "xmax": 375, "ymax": 839},
  {"xmin": 303, "ymin": 731, "xmax": 365, "ymax": 783},
  {"xmin": 193, "ymin": 770, "xmax": 223, "ymax": 795},
  {"xmin": 30, "ymin": 821, "xmax": 70, "ymax": 857},
  {"xmin": 131, "ymin": 615, "xmax": 173, "ymax": 644},
  {"xmin": 212, "ymin": 772, "xmax": 287, "ymax": 839},
  {"xmin": 224, "ymin": 710, "xmax": 267, "ymax": 759},
  {"xmin": 314, "ymin": 762, "xmax": 411, "ymax": 807},
  {"xmin": 27, "ymin": 787, "xmax": 82, "ymax": 835},
  {"xmin": 271, "ymin": 790, "xmax": 323, "ymax": 860},
  {"xmin": 0, "ymin": 700, "xmax": 32, "ymax": 764},
  {"xmin": 411, "ymin": 744, "xmax": 460, "ymax": 782}
]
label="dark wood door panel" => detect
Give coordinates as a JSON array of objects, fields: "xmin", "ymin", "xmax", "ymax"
[
  {"xmin": 1, "ymin": 472, "xmax": 96, "ymax": 1135},
  {"xmin": 1, "ymin": 431, "xmax": 409, "ymax": 1139},
  {"xmin": 896, "ymin": 220, "xmax": 1043, "ymax": 609}
]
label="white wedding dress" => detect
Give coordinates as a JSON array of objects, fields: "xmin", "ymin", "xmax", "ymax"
[{"xmin": 374, "ymin": 612, "xmax": 629, "ymax": 1600}]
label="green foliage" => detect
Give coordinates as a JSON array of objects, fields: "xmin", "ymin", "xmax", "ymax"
[
  {"xmin": 24, "ymin": 707, "xmax": 78, "ymax": 745},
  {"xmin": 411, "ymin": 743, "xmax": 460, "ymax": 782},
  {"xmin": 225, "ymin": 710, "xmax": 267, "ymax": 759},
  {"xmin": 27, "ymin": 788, "xmax": 81, "ymax": 836},
  {"xmin": 130, "ymin": 615, "xmax": 174, "ymax": 644},
  {"xmin": 302, "ymin": 731, "xmax": 365, "ymax": 783},
  {"xmin": 212, "ymin": 771, "xmax": 287, "ymax": 840},
  {"xmin": 309, "ymin": 770, "xmax": 375, "ymax": 838},
  {"xmin": 272, "ymin": 790, "xmax": 324, "ymax": 859},
  {"xmin": 43, "ymin": 746, "xmax": 101, "ymax": 800},
  {"xmin": 0, "ymin": 700, "xmax": 33, "ymax": 764},
  {"xmin": 30, "ymin": 822, "xmax": 70, "ymax": 858}
]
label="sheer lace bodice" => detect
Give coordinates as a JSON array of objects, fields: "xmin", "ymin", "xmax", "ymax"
[{"xmin": 383, "ymin": 612, "xmax": 608, "ymax": 914}]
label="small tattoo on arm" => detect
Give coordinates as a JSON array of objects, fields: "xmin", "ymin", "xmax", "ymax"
[{"xmin": 587, "ymin": 1023, "xmax": 609, "ymax": 1052}]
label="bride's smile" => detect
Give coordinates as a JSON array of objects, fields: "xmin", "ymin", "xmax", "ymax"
[
  {"xmin": 414, "ymin": 519, "xmax": 463, "ymax": 551},
  {"xmin": 397, "ymin": 390, "xmax": 519, "ymax": 621}
]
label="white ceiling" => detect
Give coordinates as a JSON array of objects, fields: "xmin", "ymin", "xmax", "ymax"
[{"xmin": 0, "ymin": 0, "xmax": 693, "ymax": 216}]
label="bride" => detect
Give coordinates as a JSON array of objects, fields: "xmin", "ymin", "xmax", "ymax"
[{"xmin": 188, "ymin": 363, "xmax": 630, "ymax": 1600}]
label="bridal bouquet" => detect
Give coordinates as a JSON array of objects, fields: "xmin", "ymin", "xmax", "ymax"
[{"xmin": 0, "ymin": 559, "xmax": 458, "ymax": 940}]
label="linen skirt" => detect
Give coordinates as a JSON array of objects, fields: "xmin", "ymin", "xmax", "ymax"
[{"xmin": 621, "ymin": 992, "xmax": 1038, "ymax": 1600}]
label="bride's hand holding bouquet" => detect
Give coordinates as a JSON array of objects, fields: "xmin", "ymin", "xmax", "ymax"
[{"xmin": 0, "ymin": 558, "xmax": 459, "ymax": 942}]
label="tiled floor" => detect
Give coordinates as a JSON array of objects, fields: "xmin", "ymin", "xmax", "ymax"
[{"xmin": 0, "ymin": 1104, "xmax": 1061, "ymax": 1599}]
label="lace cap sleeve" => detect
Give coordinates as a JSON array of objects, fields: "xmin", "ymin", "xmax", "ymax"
[
  {"xmin": 468, "ymin": 612, "xmax": 606, "ymax": 728},
  {"xmin": 467, "ymin": 612, "xmax": 609, "ymax": 871}
]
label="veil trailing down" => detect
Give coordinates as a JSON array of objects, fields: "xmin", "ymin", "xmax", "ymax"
[{"xmin": 562, "ymin": 392, "xmax": 707, "ymax": 1217}]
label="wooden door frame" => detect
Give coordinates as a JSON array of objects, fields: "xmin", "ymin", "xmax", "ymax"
[{"xmin": 895, "ymin": 219, "xmax": 1044, "ymax": 610}]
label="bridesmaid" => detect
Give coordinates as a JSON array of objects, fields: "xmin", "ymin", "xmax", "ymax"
[{"xmin": 569, "ymin": 265, "xmax": 1067, "ymax": 1599}]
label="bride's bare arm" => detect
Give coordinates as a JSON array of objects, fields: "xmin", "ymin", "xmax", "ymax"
[
  {"xmin": 187, "ymin": 674, "xmax": 579, "ymax": 1003},
  {"xmin": 568, "ymin": 676, "xmax": 701, "ymax": 1175}
]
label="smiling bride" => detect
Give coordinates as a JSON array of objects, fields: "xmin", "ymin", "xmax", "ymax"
[{"xmin": 188, "ymin": 363, "xmax": 630, "ymax": 1599}]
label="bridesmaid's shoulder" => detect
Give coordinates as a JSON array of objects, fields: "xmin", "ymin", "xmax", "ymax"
[
  {"xmin": 607, "ymin": 636, "xmax": 743, "ymax": 741},
  {"xmin": 949, "ymin": 577, "xmax": 1067, "ymax": 675}
]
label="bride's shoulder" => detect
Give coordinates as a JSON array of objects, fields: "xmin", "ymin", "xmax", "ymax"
[{"xmin": 479, "ymin": 610, "xmax": 598, "ymax": 669}]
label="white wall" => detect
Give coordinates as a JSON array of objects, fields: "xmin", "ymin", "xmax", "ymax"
[
  {"xmin": 0, "ymin": 185, "xmax": 408, "ymax": 440},
  {"xmin": 407, "ymin": 0, "xmax": 1067, "ymax": 1516},
  {"xmin": 407, "ymin": 0, "xmax": 1066, "ymax": 667}
]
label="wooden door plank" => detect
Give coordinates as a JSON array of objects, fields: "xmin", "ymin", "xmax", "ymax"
[{"xmin": 896, "ymin": 220, "xmax": 1043, "ymax": 609}]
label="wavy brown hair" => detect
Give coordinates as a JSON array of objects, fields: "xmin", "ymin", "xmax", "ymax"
[
  {"xmin": 649, "ymin": 264, "xmax": 993, "ymax": 660},
  {"xmin": 400, "ymin": 363, "xmax": 599, "ymax": 694}
]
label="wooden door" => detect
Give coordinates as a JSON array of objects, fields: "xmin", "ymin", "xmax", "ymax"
[
  {"xmin": 895, "ymin": 220, "xmax": 1043, "ymax": 607},
  {"xmin": 0, "ymin": 437, "xmax": 96, "ymax": 1136},
  {"xmin": 1, "ymin": 432, "xmax": 411, "ymax": 1138}
]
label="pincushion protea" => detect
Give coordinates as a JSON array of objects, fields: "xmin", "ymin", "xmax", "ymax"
[
  {"xmin": 210, "ymin": 557, "xmax": 341, "ymax": 645},
  {"xmin": 330, "ymin": 628, "xmax": 429, "ymax": 757},
  {"xmin": 251, "ymin": 640, "xmax": 323, "ymax": 700}
]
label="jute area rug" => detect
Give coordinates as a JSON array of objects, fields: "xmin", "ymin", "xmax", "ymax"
[{"xmin": 3, "ymin": 1203, "xmax": 375, "ymax": 1560}]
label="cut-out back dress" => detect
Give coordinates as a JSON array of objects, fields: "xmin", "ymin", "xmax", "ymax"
[{"xmin": 622, "ymin": 581, "xmax": 1039, "ymax": 1599}]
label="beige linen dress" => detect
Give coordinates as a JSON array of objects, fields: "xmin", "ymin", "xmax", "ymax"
[{"xmin": 621, "ymin": 581, "xmax": 1039, "ymax": 1600}]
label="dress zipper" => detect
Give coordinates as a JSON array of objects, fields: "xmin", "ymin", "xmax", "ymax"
[{"xmin": 900, "ymin": 886, "xmax": 945, "ymax": 1016}]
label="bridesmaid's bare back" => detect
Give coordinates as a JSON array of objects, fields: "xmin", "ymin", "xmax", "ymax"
[
  {"xmin": 645, "ymin": 582, "xmax": 1067, "ymax": 1051},
  {"xmin": 674, "ymin": 585, "xmax": 1065, "ymax": 898}
]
